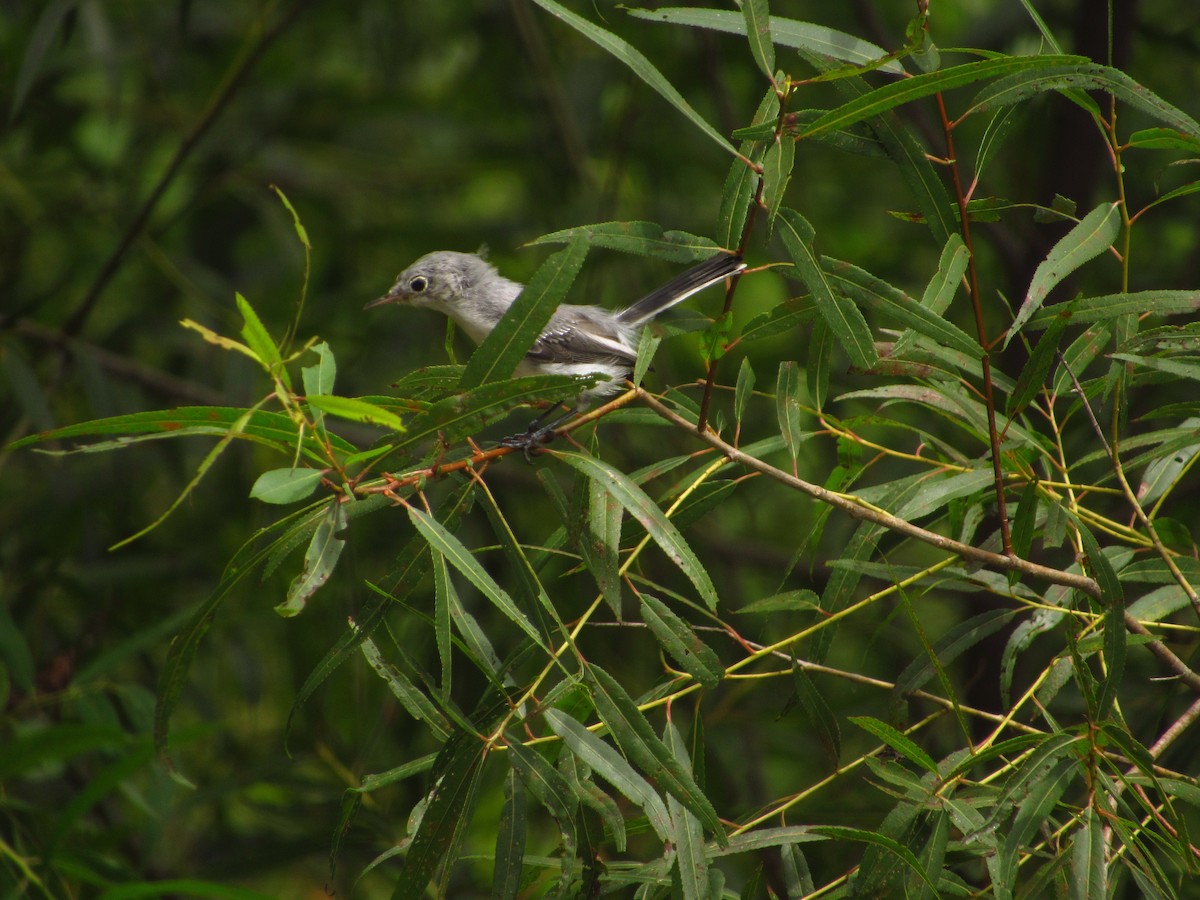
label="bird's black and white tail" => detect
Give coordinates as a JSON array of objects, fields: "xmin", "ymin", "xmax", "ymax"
[{"xmin": 617, "ymin": 253, "xmax": 745, "ymax": 326}]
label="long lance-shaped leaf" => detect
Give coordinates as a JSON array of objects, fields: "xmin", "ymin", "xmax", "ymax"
[
  {"xmin": 1027, "ymin": 290, "xmax": 1200, "ymax": 331},
  {"xmin": 663, "ymin": 721, "xmax": 708, "ymax": 900},
  {"xmin": 631, "ymin": 9, "xmax": 904, "ymax": 76},
  {"xmin": 391, "ymin": 733, "xmax": 487, "ymax": 899},
  {"xmin": 741, "ymin": 0, "xmax": 774, "ymax": 82},
  {"xmin": 1006, "ymin": 202, "xmax": 1121, "ymax": 347},
  {"xmin": 965, "ymin": 62, "xmax": 1200, "ymax": 139},
  {"xmin": 821, "ymin": 255, "xmax": 978, "ymax": 356},
  {"xmin": 807, "ymin": 825, "xmax": 940, "ymax": 893},
  {"xmin": 407, "ymin": 507, "xmax": 548, "ymax": 650},
  {"xmin": 276, "ymin": 499, "xmax": 347, "ymax": 617},
  {"xmin": 461, "ymin": 235, "xmax": 588, "ymax": 388},
  {"xmin": 777, "ymin": 208, "xmax": 877, "ymax": 368},
  {"xmin": 544, "ymin": 708, "xmax": 672, "ymax": 841},
  {"xmin": 639, "ymin": 594, "xmax": 724, "ymax": 690},
  {"xmin": 8, "ymin": 406, "xmax": 354, "ymax": 460},
  {"xmin": 796, "ymin": 47, "xmax": 954, "ymax": 245},
  {"xmin": 798, "ymin": 55, "xmax": 1088, "ymax": 140},
  {"xmin": 492, "ymin": 766, "xmax": 527, "ymax": 900},
  {"xmin": 505, "ymin": 738, "xmax": 580, "ymax": 855},
  {"xmin": 551, "ymin": 451, "xmax": 718, "ymax": 609},
  {"xmin": 528, "ymin": 221, "xmax": 719, "ymax": 262},
  {"xmin": 586, "ymin": 665, "xmax": 726, "ymax": 845},
  {"xmin": 531, "ymin": 0, "xmax": 736, "ymax": 156}
]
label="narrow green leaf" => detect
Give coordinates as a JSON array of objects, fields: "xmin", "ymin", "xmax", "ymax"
[
  {"xmin": 734, "ymin": 357, "xmax": 756, "ymax": 427},
  {"xmin": 277, "ymin": 501, "xmax": 346, "ymax": 617},
  {"xmin": 432, "ymin": 550, "xmax": 454, "ymax": 695},
  {"xmin": 1126, "ymin": 127, "xmax": 1200, "ymax": 153},
  {"xmin": 249, "ymin": 467, "xmax": 325, "ymax": 505},
  {"xmin": 586, "ymin": 665, "xmax": 726, "ymax": 845},
  {"xmin": 639, "ymin": 594, "xmax": 724, "ymax": 690},
  {"xmin": 559, "ymin": 752, "xmax": 628, "ymax": 853},
  {"xmin": 893, "ymin": 609, "xmax": 1017, "ymax": 711},
  {"xmin": 800, "ymin": 55, "xmax": 1088, "ymax": 140},
  {"xmin": 797, "ymin": 52, "xmax": 955, "ymax": 244},
  {"xmin": 8, "ymin": 406, "xmax": 352, "ymax": 460},
  {"xmin": 807, "ymin": 825, "xmax": 940, "ymax": 893},
  {"xmin": 631, "ymin": 8, "xmax": 904, "ymax": 75},
  {"xmin": 1007, "ymin": 203, "xmax": 1121, "ymax": 346},
  {"xmin": 588, "ymin": 477, "xmax": 623, "ymax": 618},
  {"xmin": 792, "ymin": 664, "xmax": 841, "ymax": 766},
  {"xmin": 782, "ymin": 842, "xmax": 816, "ymax": 896},
  {"xmin": 287, "ymin": 592, "xmax": 386, "ymax": 749},
  {"xmin": 663, "ymin": 721, "xmax": 708, "ymax": 900},
  {"xmin": 820, "ymin": 256, "xmax": 979, "ymax": 356},
  {"xmin": 710, "ymin": 827, "xmax": 825, "ymax": 855},
  {"xmin": 1029, "ymin": 290, "xmax": 1200, "ymax": 331},
  {"xmin": 531, "ymin": 0, "xmax": 737, "ymax": 156},
  {"xmin": 407, "ymin": 507, "xmax": 547, "ymax": 650},
  {"xmin": 1007, "ymin": 312, "xmax": 1069, "ymax": 418},
  {"xmin": 738, "ymin": 590, "xmax": 820, "ymax": 614},
  {"xmin": 895, "ymin": 470, "xmax": 993, "ymax": 521},
  {"xmin": 11, "ymin": 0, "xmax": 78, "ymax": 120},
  {"xmin": 306, "ymin": 394, "xmax": 405, "ymax": 432},
  {"xmin": 544, "ymin": 708, "xmax": 672, "ymax": 841},
  {"xmin": 528, "ymin": 221, "xmax": 718, "ymax": 262},
  {"xmin": 492, "ymin": 766, "xmax": 527, "ymax": 900},
  {"xmin": 1069, "ymin": 806, "xmax": 1106, "ymax": 900},
  {"xmin": 762, "ymin": 133, "xmax": 795, "ymax": 232},
  {"xmin": 741, "ymin": 0, "xmax": 775, "ymax": 82},
  {"xmin": 461, "ymin": 234, "xmax": 588, "ymax": 388},
  {"xmin": 1111, "ymin": 353, "xmax": 1200, "ymax": 382},
  {"xmin": 848, "ymin": 716, "xmax": 937, "ymax": 772},
  {"xmin": 776, "ymin": 361, "xmax": 805, "ymax": 465},
  {"xmin": 778, "ymin": 209, "xmax": 877, "ymax": 368},
  {"xmin": 505, "ymin": 739, "xmax": 581, "ymax": 854},
  {"xmin": 741, "ymin": 295, "xmax": 818, "ymax": 343},
  {"xmin": 1075, "ymin": 520, "xmax": 1125, "ymax": 717},
  {"xmin": 551, "ymin": 451, "xmax": 718, "ymax": 609},
  {"xmin": 359, "ymin": 634, "xmax": 451, "ymax": 741},
  {"xmin": 392, "ymin": 734, "xmax": 487, "ymax": 899},
  {"xmin": 1009, "ymin": 487, "xmax": 1039, "ymax": 569},
  {"xmin": 965, "ymin": 63, "xmax": 1200, "ymax": 139},
  {"xmin": 112, "ymin": 405, "xmax": 262, "ymax": 550},
  {"xmin": 236, "ymin": 293, "xmax": 290, "ymax": 390},
  {"xmin": 632, "ymin": 325, "xmax": 661, "ymax": 389},
  {"xmin": 996, "ymin": 758, "xmax": 1078, "ymax": 895},
  {"xmin": 922, "ymin": 234, "xmax": 969, "ymax": 314},
  {"xmin": 719, "ymin": 87, "xmax": 776, "ymax": 248}
]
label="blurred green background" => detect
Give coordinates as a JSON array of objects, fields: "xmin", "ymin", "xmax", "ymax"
[{"xmin": 4, "ymin": 1, "xmax": 1200, "ymax": 895}]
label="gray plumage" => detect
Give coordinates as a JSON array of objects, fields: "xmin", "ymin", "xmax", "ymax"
[
  {"xmin": 366, "ymin": 250, "xmax": 744, "ymax": 447},
  {"xmin": 367, "ymin": 250, "xmax": 743, "ymax": 399}
]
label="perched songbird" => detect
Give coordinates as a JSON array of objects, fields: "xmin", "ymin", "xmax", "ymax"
[{"xmin": 366, "ymin": 249, "xmax": 745, "ymax": 449}]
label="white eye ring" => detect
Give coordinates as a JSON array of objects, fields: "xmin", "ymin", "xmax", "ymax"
[{"xmin": 409, "ymin": 275, "xmax": 429, "ymax": 293}]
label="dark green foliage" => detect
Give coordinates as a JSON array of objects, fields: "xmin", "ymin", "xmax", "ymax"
[{"xmin": 5, "ymin": 2, "xmax": 1200, "ymax": 898}]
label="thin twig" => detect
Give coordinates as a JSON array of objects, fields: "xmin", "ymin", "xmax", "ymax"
[
  {"xmin": 1058, "ymin": 351, "xmax": 1200, "ymax": 621},
  {"xmin": 637, "ymin": 387, "xmax": 1200, "ymax": 695},
  {"xmin": 934, "ymin": 91, "xmax": 1012, "ymax": 555}
]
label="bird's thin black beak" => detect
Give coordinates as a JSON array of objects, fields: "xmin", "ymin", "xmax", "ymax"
[{"xmin": 363, "ymin": 292, "xmax": 398, "ymax": 310}]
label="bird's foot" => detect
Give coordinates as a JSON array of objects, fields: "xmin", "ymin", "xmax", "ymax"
[{"xmin": 499, "ymin": 426, "xmax": 557, "ymax": 462}]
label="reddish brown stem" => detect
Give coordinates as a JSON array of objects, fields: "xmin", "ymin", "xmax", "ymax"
[{"xmin": 934, "ymin": 92, "xmax": 1012, "ymax": 555}]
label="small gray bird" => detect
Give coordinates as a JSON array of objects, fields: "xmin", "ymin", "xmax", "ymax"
[{"xmin": 365, "ymin": 249, "xmax": 745, "ymax": 449}]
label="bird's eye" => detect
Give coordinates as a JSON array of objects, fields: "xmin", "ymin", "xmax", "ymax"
[{"xmin": 409, "ymin": 275, "xmax": 429, "ymax": 293}]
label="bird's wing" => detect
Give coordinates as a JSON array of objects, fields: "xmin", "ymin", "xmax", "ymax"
[{"xmin": 525, "ymin": 320, "xmax": 637, "ymax": 367}]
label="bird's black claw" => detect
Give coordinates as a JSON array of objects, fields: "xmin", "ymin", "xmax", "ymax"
[{"xmin": 499, "ymin": 427, "xmax": 557, "ymax": 462}]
